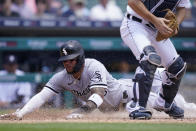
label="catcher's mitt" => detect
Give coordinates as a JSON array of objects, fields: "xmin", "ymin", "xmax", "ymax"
[{"xmin": 156, "ymin": 9, "xmax": 179, "ymax": 41}]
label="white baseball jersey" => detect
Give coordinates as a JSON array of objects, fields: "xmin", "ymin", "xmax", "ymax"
[{"xmin": 46, "ymin": 58, "xmax": 135, "ymax": 107}]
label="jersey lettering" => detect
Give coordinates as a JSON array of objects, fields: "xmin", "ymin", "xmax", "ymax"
[{"xmin": 71, "ymin": 86, "xmax": 91, "ymax": 96}]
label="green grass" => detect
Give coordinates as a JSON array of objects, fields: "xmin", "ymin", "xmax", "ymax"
[{"xmin": 0, "ymin": 123, "xmax": 196, "ymax": 131}]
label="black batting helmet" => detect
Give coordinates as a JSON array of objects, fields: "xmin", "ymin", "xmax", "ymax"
[{"xmin": 58, "ymin": 40, "xmax": 85, "ymax": 74}]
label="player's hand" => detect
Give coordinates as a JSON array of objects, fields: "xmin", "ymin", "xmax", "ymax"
[
  {"xmin": 173, "ymin": 27, "xmax": 179, "ymax": 36},
  {"xmin": 154, "ymin": 17, "xmax": 173, "ymax": 36},
  {"xmin": 65, "ymin": 113, "xmax": 83, "ymax": 119},
  {"xmin": 0, "ymin": 113, "xmax": 22, "ymax": 120},
  {"xmin": 0, "ymin": 109, "xmax": 22, "ymax": 120}
]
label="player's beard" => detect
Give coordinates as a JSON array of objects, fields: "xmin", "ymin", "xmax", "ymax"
[
  {"xmin": 64, "ymin": 63, "xmax": 76, "ymax": 74},
  {"xmin": 66, "ymin": 68, "xmax": 75, "ymax": 74}
]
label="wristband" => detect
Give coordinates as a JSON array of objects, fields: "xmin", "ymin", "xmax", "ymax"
[{"xmin": 88, "ymin": 93, "xmax": 103, "ymax": 107}]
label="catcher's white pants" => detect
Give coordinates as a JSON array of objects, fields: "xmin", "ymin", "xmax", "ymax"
[{"xmin": 120, "ymin": 16, "xmax": 179, "ymax": 68}]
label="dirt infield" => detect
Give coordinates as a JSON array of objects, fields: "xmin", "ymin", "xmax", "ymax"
[{"xmin": 1, "ymin": 108, "xmax": 196, "ymax": 124}]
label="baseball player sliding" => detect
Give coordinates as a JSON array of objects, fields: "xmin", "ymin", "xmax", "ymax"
[{"xmin": 0, "ymin": 40, "xmax": 195, "ymax": 120}]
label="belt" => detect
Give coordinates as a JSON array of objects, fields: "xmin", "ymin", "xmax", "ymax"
[{"xmin": 127, "ymin": 14, "xmax": 152, "ymax": 28}]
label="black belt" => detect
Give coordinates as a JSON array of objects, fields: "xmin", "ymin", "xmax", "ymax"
[{"xmin": 127, "ymin": 14, "xmax": 152, "ymax": 28}]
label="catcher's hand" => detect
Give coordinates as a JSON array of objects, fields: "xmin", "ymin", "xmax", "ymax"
[
  {"xmin": 0, "ymin": 113, "xmax": 22, "ymax": 120},
  {"xmin": 156, "ymin": 9, "xmax": 179, "ymax": 41},
  {"xmin": 66, "ymin": 113, "xmax": 83, "ymax": 119}
]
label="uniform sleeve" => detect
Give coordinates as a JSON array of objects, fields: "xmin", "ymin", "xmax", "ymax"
[
  {"xmin": 45, "ymin": 72, "xmax": 65, "ymax": 93},
  {"xmin": 88, "ymin": 61, "xmax": 108, "ymax": 89},
  {"xmin": 16, "ymin": 87, "xmax": 56, "ymax": 118},
  {"xmin": 178, "ymin": 0, "xmax": 191, "ymax": 8}
]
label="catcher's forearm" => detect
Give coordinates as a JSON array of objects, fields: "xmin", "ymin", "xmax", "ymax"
[
  {"xmin": 128, "ymin": 0, "xmax": 157, "ymax": 24},
  {"xmin": 176, "ymin": 7, "xmax": 186, "ymax": 25},
  {"xmin": 16, "ymin": 87, "xmax": 55, "ymax": 117}
]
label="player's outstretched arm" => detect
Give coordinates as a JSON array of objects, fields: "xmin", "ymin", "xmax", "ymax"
[
  {"xmin": 0, "ymin": 87, "xmax": 56, "ymax": 120},
  {"xmin": 66, "ymin": 87, "xmax": 105, "ymax": 119}
]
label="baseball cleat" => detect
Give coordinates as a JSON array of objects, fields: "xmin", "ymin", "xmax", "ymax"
[
  {"xmin": 165, "ymin": 103, "xmax": 184, "ymax": 119},
  {"xmin": 129, "ymin": 107, "xmax": 152, "ymax": 120}
]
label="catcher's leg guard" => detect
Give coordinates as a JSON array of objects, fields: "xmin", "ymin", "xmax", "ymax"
[
  {"xmin": 135, "ymin": 45, "xmax": 161, "ymax": 107},
  {"xmin": 162, "ymin": 57, "xmax": 187, "ymax": 105},
  {"xmin": 154, "ymin": 57, "xmax": 186, "ymax": 119}
]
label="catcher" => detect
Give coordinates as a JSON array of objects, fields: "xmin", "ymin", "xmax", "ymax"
[
  {"xmin": 0, "ymin": 40, "xmax": 194, "ymax": 120},
  {"xmin": 120, "ymin": 0, "xmax": 191, "ymax": 119}
]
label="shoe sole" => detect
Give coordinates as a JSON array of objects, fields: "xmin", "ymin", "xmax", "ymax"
[
  {"xmin": 170, "ymin": 114, "xmax": 184, "ymax": 119},
  {"xmin": 130, "ymin": 114, "xmax": 152, "ymax": 120},
  {"xmin": 130, "ymin": 117, "xmax": 151, "ymax": 120}
]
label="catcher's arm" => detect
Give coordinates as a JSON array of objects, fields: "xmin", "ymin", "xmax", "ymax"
[
  {"xmin": 156, "ymin": 7, "xmax": 187, "ymax": 41},
  {"xmin": 176, "ymin": 7, "xmax": 186, "ymax": 24},
  {"xmin": 66, "ymin": 87, "xmax": 105, "ymax": 119},
  {"xmin": 174, "ymin": 7, "xmax": 186, "ymax": 35},
  {"xmin": 0, "ymin": 87, "xmax": 56, "ymax": 120},
  {"xmin": 128, "ymin": 0, "xmax": 173, "ymax": 35}
]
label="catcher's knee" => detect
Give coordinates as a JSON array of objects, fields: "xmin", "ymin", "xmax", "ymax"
[
  {"xmin": 166, "ymin": 56, "xmax": 187, "ymax": 81},
  {"xmin": 140, "ymin": 45, "xmax": 161, "ymax": 67}
]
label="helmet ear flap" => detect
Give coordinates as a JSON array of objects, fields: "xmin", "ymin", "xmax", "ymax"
[{"xmin": 72, "ymin": 52, "xmax": 85, "ymax": 74}]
